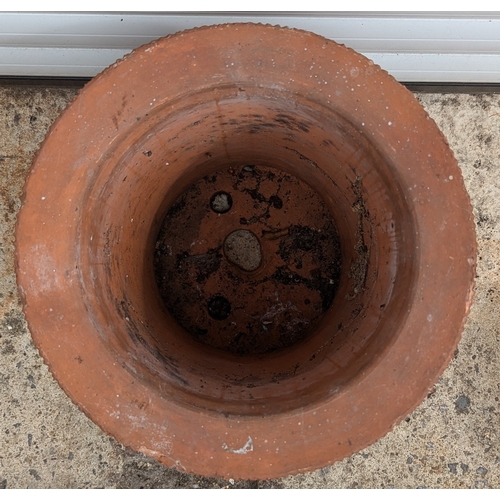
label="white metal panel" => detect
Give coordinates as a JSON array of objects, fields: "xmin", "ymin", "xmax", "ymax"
[
  {"xmin": 0, "ymin": 47, "xmax": 127, "ymax": 77},
  {"xmin": 1, "ymin": 12, "xmax": 500, "ymax": 82},
  {"xmin": 371, "ymin": 53, "xmax": 500, "ymax": 82}
]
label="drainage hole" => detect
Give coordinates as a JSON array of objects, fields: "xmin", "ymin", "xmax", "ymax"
[
  {"xmin": 210, "ymin": 191, "xmax": 233, "ymax": 214},
  {"xmin": 207, "ymin": 295, "xmax": 232, "ymax": 320}
]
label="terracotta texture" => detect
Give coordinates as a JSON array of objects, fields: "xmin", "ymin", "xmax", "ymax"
[{"xmin": 15, "ymin": 24, "xmax": 476, "ymax": 479}]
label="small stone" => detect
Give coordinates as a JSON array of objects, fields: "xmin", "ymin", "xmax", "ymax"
[
  {"xmin": 476, "ymin": 466, "xmax": 488, "ymax": 477},
  {"xmin": 455, "ymin": 395, "xmax": 471, "ymax": 412},
  {"xmin": 224, "ymin": 230, "xmax": 262, "ymax": 272}
]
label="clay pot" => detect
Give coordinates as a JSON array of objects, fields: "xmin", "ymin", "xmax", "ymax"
[{"xmin": 16, "ymin": 24, "xmax": 476, "ymax": 479}]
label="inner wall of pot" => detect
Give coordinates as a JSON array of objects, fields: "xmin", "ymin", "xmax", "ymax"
[{"xmin": 80, "ymin": 89, "xmax": 416, "ymax": 415}]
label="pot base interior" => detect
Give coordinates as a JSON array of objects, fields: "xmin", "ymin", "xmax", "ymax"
[{"xmin": 154, "ymin": 163, "xmax": 342, "ymax": 356}]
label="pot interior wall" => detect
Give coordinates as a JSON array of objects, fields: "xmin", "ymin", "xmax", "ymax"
[{"xmin": 80, "ymin": 87, "xmax": 416, "ymax": 415}]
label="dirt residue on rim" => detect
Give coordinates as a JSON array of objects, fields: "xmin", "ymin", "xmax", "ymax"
[
  {"xmin": 154, "ymin": 164, "xmax": 341, "ymax": 355},
  {"xmin": 346, "ymin": 176, "xmax": 370, "ymax": 302}
]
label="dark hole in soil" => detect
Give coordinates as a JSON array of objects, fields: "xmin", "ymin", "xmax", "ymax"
[
  {"xmin": 207, "ymin": 295, "xmax": 232, "ymax": 320},
  {"xmin": 154, "ymin": 164, "xmax": 342, "ymax": 355},
  {"xmin": 210, "ymin": 191, "xmax": 233, "ymax": 214}
]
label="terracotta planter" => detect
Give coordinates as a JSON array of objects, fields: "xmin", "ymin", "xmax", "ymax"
[{"xmin": 16, "ymin": 24, "xmax": 476, "ymax": 479}]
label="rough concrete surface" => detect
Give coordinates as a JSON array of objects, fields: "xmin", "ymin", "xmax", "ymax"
[{"xmin": 0, "ymin": 83, "xmax": 499, "ymax": 488}]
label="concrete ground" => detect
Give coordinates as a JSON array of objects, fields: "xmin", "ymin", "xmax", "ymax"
[{"xmin": 0, "ymin": 82, "xmax": 499, "ymax": 489}]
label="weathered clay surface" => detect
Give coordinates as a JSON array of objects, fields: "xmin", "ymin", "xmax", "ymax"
[
  {"xmin": 14, "ymin": 24, "xmax": 476, "ymax": 479},
  {"xmin": 1, "ymin": 81, "xmax": 498, "ymax": 492}
]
